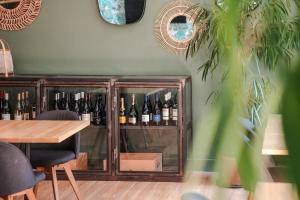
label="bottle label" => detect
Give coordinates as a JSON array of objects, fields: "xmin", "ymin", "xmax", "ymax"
[
  {"xmin": 142, "ymin": 114, "xmax": 150, "ymax": 122},
  {"xmin": 120, "ymin": 116, "xmax": 126, "ymax": 124},
  {"xmin": 172, "ymin": 109, "xmax": 178, "ymax": 121},
  {"xmin": 128, "ymin": 117, "xmax": 137, "ymax": 124},
  {"xmin": 32, "ymin": 111, "xmax": 36, "ymax": 120},
  {"xmin": 23, "ymin": 113, "xmax": 30, "ymax": 120},
  {"xmin": 162, "ymin": 108, "xmax": 169, "ymax": 120},
  {"xmin": 149, "ymin": 113, "xmax": 153, "ymax": 121},
  {"xmin": 2, "ymin": 114, "xmax": 11, "ymax": 120},
  {"xmin": 153, "ymin": 114, "xmax": 161, "ymax": 122},
  {"xmin": 82, "ymin": 114, "xmax": 91, "ymax": 121},
  {"xmin": 15, "ymin": 114, "xmax": 22, "ymax": 120}
]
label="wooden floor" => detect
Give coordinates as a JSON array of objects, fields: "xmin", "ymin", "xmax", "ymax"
[
  {"xmin": 1, "ymin": 173, "xmax": 248, "ymax": 200},
  {"xmin": 35, "ymin": 175, "xmax": 247, "ymax": 200}
]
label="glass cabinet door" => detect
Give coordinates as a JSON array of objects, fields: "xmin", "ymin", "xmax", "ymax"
[
  {"xmin": 0, "ymin": 85, "xmax": 38, "ymax": 121},
  {"xmin": 115, "ymin": 86, "xmax": 182, "ymax": 175},
  {"xmin": 41, "ymin": 84, "xmax": 110, "ymax": 173}
]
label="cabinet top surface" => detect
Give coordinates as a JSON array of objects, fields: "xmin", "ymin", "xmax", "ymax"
[{"xmin": 0, "ymin": 75, "xmax": 191, "ymax": 82}]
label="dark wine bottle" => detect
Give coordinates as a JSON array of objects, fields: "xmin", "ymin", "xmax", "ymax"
[
  {"xmin": 93, "ymin": 95, "xmax": 101, "ymax": 125},
  {"xmin": 162, "ymin": 93, "xmax": 170, "ymax": 126},
  {"xmin": 142, "ymin": 95, "xmax": 150, "ymax": 126},
  {"xmin": 65, "ymin": 93, "xmax": 70, "ymax": 111},
  {"xmin": 24, "ymin": 91, "xmax": 31, "ymax": 120},
  {"xmin": 119, "ymin": 97, "xmax": 126, "ymax": 125},
  {"xmin": 153, "ymin": 93, "xmax": 161, "ymax": 126},
  {"xmin": 128, "ymin": 94, "xmax": 138, "ymax": 125},
  {"xmin": 14, "ymin": 93, "xmax": 22, "ymax": 120},
  {"xmin": 54, "ymin": 93, "xmax": 60, "ymax": 111},
  {"xmin": 172, "ymin": 93, "xmax": 178, "ymax": 125},
  {"xmin": 0, "ymin": 91, "xmax": 4, "ymax": 118},
  {"xmin": 1, "ymin": 93, "xmax": 11, "ymax": 120},
  {"xmin": 74, "ymin": 93, "xmax": 81, "ymax": 120},
  {"xmin": 88, "ymin": 93, "xmax": 94, "ymax": 122},
  {"xmin": 60, "ymin": 92, "xmax": 66, "ymax": 110},
  {"xmin": 81, "ymin": 93, "xmax": 90, "ymax": 121},
  {"xmin": 147, "ymin": 95, "xmax": 153, "ymax": 121}
]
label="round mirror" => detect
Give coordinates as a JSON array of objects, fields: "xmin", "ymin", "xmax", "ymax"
[
  {"xmin": 154, "ymin": 0, "xmax": 202, "ymax": 55},
  {"xmin": 0, "ymin": 0, "xmax": 42, "ymax": 31},
  {"xmin": 168, "ymin": 15, "xmax": 193, "ymax": 42},
  {"xmin": 98, "ymin": 0, "xmax": 146, "ymax": 25},
  {"xmin": 0, "ymin": 0, "xmax": 20, "ymax": 9}
]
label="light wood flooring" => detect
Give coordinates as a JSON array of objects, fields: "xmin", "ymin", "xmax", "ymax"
[
  {"xmin": 1, "ymin": 173, "xmax": 248, "ymax": 200},
  {"xmin": 35, "ymin": 176, "xmax": 247, "ymax": 200}
]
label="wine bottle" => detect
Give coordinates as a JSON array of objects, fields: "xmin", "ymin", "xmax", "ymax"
[
  {"xmin": 0, "ymin": 91, "xmax": 4, "ymax": 119},
  {"xmin": 172, "ymin": 94, "xmax": 178, "ymax": 124},
  {"xmin": 162, "ymin": 93, "xmax": 170, "ymax": 126},
  {"xmin": 81, "ymin": 93, "xmax": 90, "ymax": 121},
  {"xmin": 24, "ymin": 91, "xmax": 31, "ymax": 120},
  {"xmin": 74, "ymin": 93, "xmax": 81, "ymax": 120},
  {"xmin": 142, "ymin": 95, "xmax": 150, "ymax": 126},
  {"xmin": 169, "ymin": 92, "xmax": 174, "ymax": 120},
  {"xmin": 21, "ymin": 92, "xmax": 25, "ymax": 115},
  {"xmin": 32, "ymin": 105, "xmax": 36, "ymax": 120},
  {"xmin": 88, "ymin": 93, "xmax": 94, "ymax": 122},
  {"xmin": 14, "ymin": 93, "xmax": 22, "ymax": 120},
  {"xmin": 119, "ymin": 97, "xmax": 126, "ymax": 125},
  {"xmin": 80, "ymin": 91, "xmax": 85, "ymax": 110},
  {"xmin": 65, "ymin": 93, "xmax": 70, "ymax": 111},
  {"xmin": 1, "ymin": 93, "xmax": 11, "ymax": 120},
  {"xmin": 128, "ymin": 94, "xmax": 138, "ymax": 125},
  {"xmin": 92, "ymin": 95, "xmax": 101, "ymax": 125},
  {"xmin": 54, "ymin": 93, "xmax": 60, "ymax": 111},
  {"xmin": 147, "ymin": 95, "xmax": 153, "ymax": 121},
  {"xmin": 60, "ymin": 92, "xmax": 66, "ymax": 110},
  {"xmin": 153, "ymin": 93, "xmax": 161, "ymax": 126}
]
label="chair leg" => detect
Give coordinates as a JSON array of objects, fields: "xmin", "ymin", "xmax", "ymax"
[
  {"xmin": 25, "ymin": 189, "xmax": 37, "ymax": 200},
  {"xmin": 3, "ymin": 196, "xmax": 13, "ymax": 200},
  {"xmin": 33, "ymin": 182, "xmax": 39, "ymax": 196},
  {"xmin": 63, "ymin": 163, "xmax": 82, "ymax": 200},
  {"xmin": 51, "ymin": 166, "xmax": 60, "ymax": 200}
]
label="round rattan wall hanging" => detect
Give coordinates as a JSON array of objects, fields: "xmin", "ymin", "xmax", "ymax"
[
  {"xmin": 154, "ymin": 0, "xmax": 202, "ymax": 55},
  {"xmin": 0, "ymin": 0, "xmax": 42, "ymax": 31}
]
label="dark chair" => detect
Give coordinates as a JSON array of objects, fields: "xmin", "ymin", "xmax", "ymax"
[
  {"xmin": 30, "ymin": 110, "xmax": 81, "ymax": 200},
  {"xmin": 181, "ymin": 192, "xmax": 208, "ymax": 200},
  {"xmin": 0, "ymin": 142, "xmax": 45, "ymax": 200}
]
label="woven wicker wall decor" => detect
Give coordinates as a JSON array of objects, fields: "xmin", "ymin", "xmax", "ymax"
[
  {"xmin": 0, "ymin": 0, "xmax": 42, "ymax": 31},
  {"xmin": 154, "ymin": 0, "xmax": 202, "ymax": 55}
]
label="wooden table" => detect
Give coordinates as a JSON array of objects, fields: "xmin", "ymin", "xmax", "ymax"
[
  {"xmin": 0, "ymin": 120, "xmax": 90, "ymax": 157},
  {"xmin": 254, "ymin": 182, "xmax": 297, "ymax": 200},
  {"xmin": 262, "ymin": 114, "xmax": 288, "ymax": 155}
]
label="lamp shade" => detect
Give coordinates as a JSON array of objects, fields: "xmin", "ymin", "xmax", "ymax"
[{"xmin": 0, "ymin": 39, "xmax": 14, "ymax": 77}]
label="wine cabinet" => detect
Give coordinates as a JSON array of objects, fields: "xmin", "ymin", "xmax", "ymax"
[{"xmin": 0, "ymin": 75, "xmax": 192, "ymax": 182}]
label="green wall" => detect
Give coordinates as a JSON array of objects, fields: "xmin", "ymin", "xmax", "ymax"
[{"xmin": 0, "ymin": 0, "xmax": 214, "ymax": 161}]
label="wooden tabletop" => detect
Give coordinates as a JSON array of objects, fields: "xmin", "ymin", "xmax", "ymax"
[
  {"xmin": 0, "ymin": 120, "xmax": 90, "ymax": 143},
  {"xmin": 262, "ymin": 114, "xmax": 288, "ymax": 155},
  {"xmin": 254, "ymin": 182, "xmax": 297, "ymax": 200}
]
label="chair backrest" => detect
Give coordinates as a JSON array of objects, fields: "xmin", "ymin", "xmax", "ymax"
[
  {"xmin": 0, "ymin": 142, "xmax": 36, "ymax": 196},
  {"xmin": 31, "ymin": 110, "xmax": 80, "ymax": 158}
]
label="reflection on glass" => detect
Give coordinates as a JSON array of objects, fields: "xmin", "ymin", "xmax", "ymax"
[
  {"xmin": 118, "ymin": 88, "xmax": 179, "ymax": 172},
  {"xmin": 168, "ymin": 15, "xmax": 193, "ymax": 41},
  {"xmin": 98, "ymin": 0, "xmax": 146, "ymax": 25}
]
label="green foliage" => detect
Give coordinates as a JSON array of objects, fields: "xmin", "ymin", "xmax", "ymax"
[{"xmin": 281, "ymin": 57, "xmax": 300, "ymax": 194}]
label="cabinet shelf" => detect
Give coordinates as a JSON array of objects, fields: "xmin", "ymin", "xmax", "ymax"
[{"xmin": 120, "ymin": 125, "xmax": 177, "ymax": 130}]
